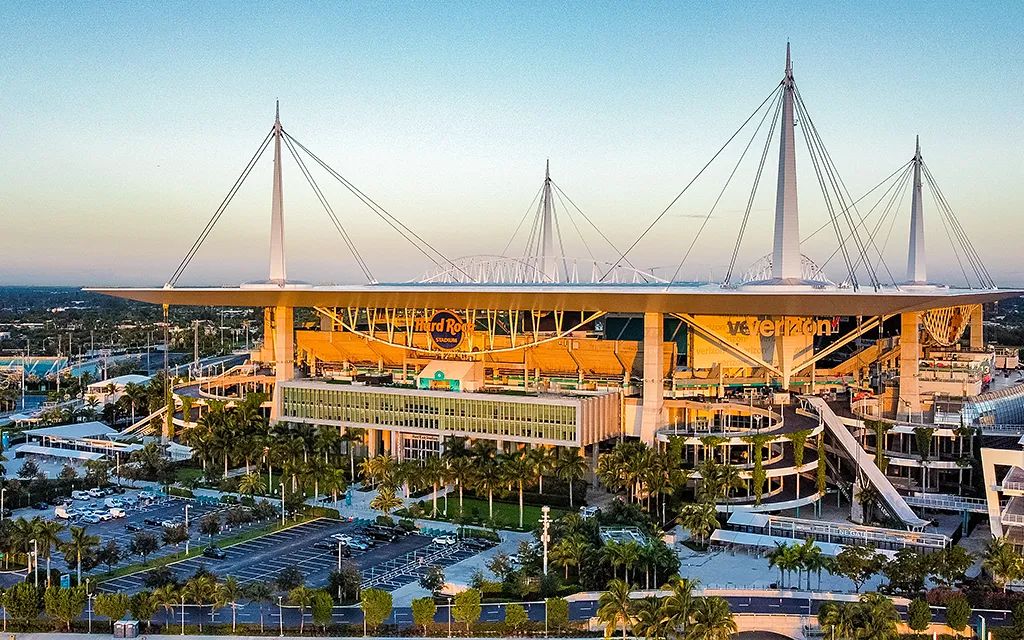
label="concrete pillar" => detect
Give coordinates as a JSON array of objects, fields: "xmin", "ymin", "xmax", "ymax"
[
  {"xmin": 899, "ymin": 313, "xmax": 921, "ymax": 418},
  {"xmin": 971, "ymin": 305, "xmax": 984, "ymax": 351},
  {"xmin": 269, "ymin": 306, "xmax": 294, "ymax": 421},
  {"xmin": 391, "ymin": 431, "xmax": 402, "ymax": 460},
  {"xmin": 591, "ymin": 443, "xmax": 600, "ymax": 488},
  {"xmin": 641, "ymin": 312, "xmax": 665, "ymax": 444},
  {"xmin": 382, "ymin": 429, "xmax": 392, "ymax": 454},
  {"xmin": 368, "ymin": 428, "xmax": 379, "ymax": 458}
]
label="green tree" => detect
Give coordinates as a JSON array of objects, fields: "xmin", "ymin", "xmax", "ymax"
[
  {"xmin": 369, "ymin": 486, "xmax": 403, "ymax": 518},
  {"xmin": 311, "ymin": 589, "xmax": 334, "ymax": 631},
  {"xmin": 411, "ymin": 597, "xmax": 438, "ymax": 633},
  {"xmin": 129, "ymin": 531, "xmax": 159, "ymax": 562},
  {"xmin": 689, "ymin": 596, "xmax": 737, "ymax": 640},
  {"xmin": 818, "ymin": 602, "xmax": 859, "ymax": 640},
  {"xmin": 181, "ymin": 574, "xmax": 218, "ymax": 632},
  {"xmin": 858, "ymin": 592, "xmax": 899, "ymax": 640},
  {"xmin": 289, "ymin": 585, "xmax": 315, "ymax": 634},
  {"xmin": 216, "ymin": 576, "xmax": 243, "ymax": 632},
  {"xmin": 598, "ymin": 579, "xmax": 633, "ymax": 640},
  {"xmin": 679, "ymin": 501, "xmax": 718, "ymax": 544},
  {"xmin": 361, "ymin": 587, "xmax": 393, "ymax": 629},
  {"xmin": 831, "ymin": 544, "xmax": 884, "ymax": 593},
  {"xmin": 243, "ymin": 581, "xmax": 275, "ymax": 633},
  {"xmin": 44, "ymin": 585, "xmax": 87, "ymax": 631},
  {"xmin": 161, "ymin": 524, "xmax": 189, "ymax": 552},
  {"xmin": 554, "ymin": 448, "xmax": 589, "ymax": 508},
  {"xmin": 546, "ymin": 596, "xmax": 569, "ymax": 630},
  {"xmin": 97, "ymin": 539, "xmax": 122, "ymax": 573},
  {"xmin": 94, "ymin": 592, "xmax": 130, "ymax": 632},
  {"xmin": 5, "ymin": 582, "xmax": 41, "ymax": 623},
  {"xmin": 276, "ymin": 566, "xmax": 305, "ymax": 592},
  {"xmin": 505, "ymin": 601, "xmax": 528, "ymax": 632},
  {"xmin": 982, "ymin": 536, "xmax": 1023, "ymax": 592},
  {"xmin": 945, "ymin": 596, "xmax": 972, "ymax": 638},
  {"xmin": 932, "ymin": 545, "xmax": 974, "ymax": 588},
  {"xmin": 907, "ymin": 598, "xmax": 931, "ymax": 633},
  {"xmin": 502, "ymin": 452, "xmax": 534, "ymax": 528},
  {"xmin": 129, "ymin": 591, "xmax": 158, "ymax": 632},
  {"xmin": 419, "ymin": 565, "xmax": 445, "ymax": 593},
  {"xmin": 453, "ymin": 587, "xmax": 482, "ymax": 632}
]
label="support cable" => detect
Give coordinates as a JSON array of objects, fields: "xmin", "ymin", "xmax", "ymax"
[
  {"xmin": 923, "ymin": 163, "xmax": 993, "ymax": 287},
  {"xmin": 673, "ymin": 85, "xmax": 783, "ymax": 287},
  {"xmin": 501, "ymin": 183, "xmax": 545, "ymax": 257},
  {"xmin": 550, "ymin": 181, "xmax": 639, "ymax": 270},
  {"xmin": 599, "ymin": 84, "xmax": 784, "ymax": 282},
  {"xmin": 281, "ymin": 134, "xmax": 375, "ymax": 283},
  {"xmin": 167, "ymin": 130, "xmax": 273, "ymax": 287},
  {"xmin": 800, "ymin": 161, "xmax": 913, "ymax": 245},
  {"xmin": 723, "ymin": 86, "xmax": 785, "ymax": 286},
  {"xmin": 551, "ymin": 187, "xmax": 596, "ymax": 261},
  {"xmin": 284, "ymin": 132, "xmax": 477, "ymax": 282}
]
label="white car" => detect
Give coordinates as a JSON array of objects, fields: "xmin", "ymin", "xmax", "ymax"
[
  {"xmin": 432, "ymin": 535, "xmax": 457, "ymax": 546},
  {"xmin": 71, "ymin": 491, "xmax": 90, "ymax": 501},
  {"xmin": 104, "ymin": 498, "xmax": 123, "ymax": 509},
  {"xmin": 330, "ymin": 533, "xmax": 352, "ymax": 542},
  {"xmin": 81, "ymin": 514, "xmax": 101, "ymax": 524},
  {"xmin": 138, "ymin": 491, "xmax": 155, "ymax": 500},
  {"xmin": 87, "ymin": 488, "xmax": 104, "ymax": 498},
  {"xmin": 95, "ymin": 511, "xmax": 113, "ymax": 521},
  {"xmin": 161, "ymin": 520, "xmax": 180, "ymax": 529},
  {"xmin": 108, "ymin": 508, "xmax": 126, "ymax": 519},
  {"xmin": 580, "ymin": 506, "xmax": 600, "ymax": 519}
]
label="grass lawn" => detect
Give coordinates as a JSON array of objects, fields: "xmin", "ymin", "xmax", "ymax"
[{"xmin": 410, "ymin": 496, "xmax": 565, "ymax": 530}]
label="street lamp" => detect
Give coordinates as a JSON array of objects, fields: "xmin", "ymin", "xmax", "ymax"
[
  {"xmin": 447, "ymin": 596, "xmax": 453, "ymax": 638},
  {"xmin": 1, "ymin": 487, "xmax": 7, "ymax": 521},
  {"xmin": 88, "ymin": 593, "xmax": 94, "ymax": 633},
  {"xmin": 540, "ymin": 506, "xmax": 551, "ymax": 576},
  {"xmin": 30, "ymin": 539, "xmax": 37, "ymax": 587},
  {"xmin": 278, "ymin": 596, "xmax": 284, "ymax": 637},
  {"xmin": 280, "ymin": 482, "xmax": 285, "ymax": 525}
]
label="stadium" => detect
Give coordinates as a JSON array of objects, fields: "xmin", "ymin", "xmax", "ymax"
[{"xmin": 92, "ymin": 47, "xmax": 1024, "ymax": 546}]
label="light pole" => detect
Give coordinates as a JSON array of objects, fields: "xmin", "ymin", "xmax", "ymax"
[
  {"xmin": 88, "ymin": 593, "xmax": 94, "ymax": 633},
  {"xmin": 540, "ymin": 506, "xmax": 551, "ymax": 576},
  {"xmin": 181, "ymin": 595, "xmax": 186, "ymax": 635},
  {"xmin": 279, "ymin": 596, "xmax": 284, "ymax": 637},
  {"xmin": 280, "ymin": 482, "xmax": 285, "ymax": 525},
  {"xmin": 447, "ymin": 596, "xmax": 453, "ymax": 638},
  {"xmin": 1, "ymin": 487, "xmax": 6, "ymax": 521},
  {"xmin": 544, "ymin": 598, "xmax": 548, "ymax": 637},
  {"xmin": 185, "ymin": 503, "xmax": 191, "ymax": 554},
  {"xmin": 30, "ymin": 539, "xmax": 37, "ymax": 587}
]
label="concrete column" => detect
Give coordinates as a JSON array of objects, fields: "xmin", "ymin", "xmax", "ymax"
[
  {"xmin": 392, "ymin": 431, "xmax": 402, "ymax": 460},
  {"xmin": 269, "ymin": 306, "xmax": 294, "ymax": 421},
  {"xmin": 382, "ymin": 429, "xmax": 392, "ymax": 454},
  {"xmin": 591, "ymin": 443, "xmax": 600, "ymax": 488},
  {"xmin": 368, "ymin": 428, "xmax": 379, "ymax": 458},
  {"xmin": 641, "ymin": 312, "xmax": 665, "ymax": 444},
  {"xmin": 970, "ymin": 305, "xmax": 984, "ymax": 351},
  {"xmin": 899, "ymin": 313, "xmax": 921, "ymax": 418}
]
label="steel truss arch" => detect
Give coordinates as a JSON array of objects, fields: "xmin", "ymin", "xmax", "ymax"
[{"xmin": 739, "ymin": 253, "xmax": 836, "ymax": 286}]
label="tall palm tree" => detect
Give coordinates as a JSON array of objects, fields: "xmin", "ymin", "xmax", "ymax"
[
  {"xmin": 422, "ymin": 456, "xmax": 446, "ymax": 516},
  {"xmin": 858, "ymin": 592, "xmax": 899, "ymax": 640},
  {"xmin": 474, "ymin": 459, "xmax": 505, "ymax": 521},
  {"xmin": 314, "ymin": 425, "xmax": 341, "ymax": 464},
  {"xmin": 62, "ymin": 525, "xmax": 100, "ymax": 584},
  {"xmin": 340, "ymin": 427, "xmax": 366, "ymax": 481},
  {"xmin": 243, "ymin": 580, "xmax": 275, "ymax": 633},
  {"xmin": 631, "ymin": 596, "xmax": 669, "ymax": 640},
  {"xmin": 216, "ymin": 576, "xmax": 243, "ymax": 632},
  {"xmin": 551, "ymin": 534, "xmax": 590, "ymax": 581},
  {"xmin": 182, "ymin": 574, "xmax": 219, "ymax": 632},
  {"xmin": 325, "ymin": 468, "xmax": 349, "ymax": 508},
  {"xmin": 767, "ymin": 543, "xmax": 790, "ymax": 588},
  {"xmin": 597, "ymin": 578, "xmax": 634, "ymax": 640},
  {"xmin": 662, "ymin": 576, "xmax": 700, "ymax": 639},
  {"xmin": 528, "ymin": 446, "xmax": 556, "ymax": 495},
  {"xmin": 238, "ymin": 472, "xmax": 266, "ymax": 500},
  {"xmin": 679, "ymin": 502, "xmax": 718, "ymax": 545},
  {"xmin": 448, "ymin": 456, "xmax": 475, "ymax": 514},
  {"xmin": 801, "ymin": 538, "xmax": 827, "ymax": 590},
  {"xmin": 818, "ymin": 602, "xmax": 860, "ymax": 640},
  {"xmin": 689, "ymin": 597, "xmax": 736, "ymax": 640},
  {"xmin": 288, "ymin": 585, "xmax": 315, "ymax": 634},
  {"xmin": 555, "ymin": 448, "xmax": 589, "ymax": 508},
  {"xmin": 153, "ymin": 584, "xmax": 180, "ymax": 627},
  {"xmin": 620, "ymin": 541, "xmax": 641, "ymax": 585},
  {"xmin": 34, "ymin": 520, "xmax": 65, "ymax": 587},
  {"xmin": 501, "ymin": 452, "xmax": 534, "ymax": 528}
]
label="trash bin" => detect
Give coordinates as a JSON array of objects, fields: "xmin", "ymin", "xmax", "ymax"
[{"xmin": 113, "ymin": 619, "xmax": 139, "ymax": 639}]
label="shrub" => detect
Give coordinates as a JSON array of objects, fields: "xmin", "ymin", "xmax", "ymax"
[
  {"xmin": 398, "ymin": 518, "xmax": 417, "ymax": 532},
  {"xmin": 460, "ymin": 527, "xmax": 500, "ymax": 542},
  {"xmin": 167, "ymin": 486, "xmax": 194, "ymax": 499},
  {"xmin": 946, "ymin": 596, "xmax": 972, "ymax": 635},
  {"xmin": 220, "ymin": 494, "xmax": 239, "ymax": 505},
  {"xmin": 375, "ymin": 515, "xmax": 395, "ymax": 527},
  {"xmin": 546, "ymin": 597, "xmax": 569, "ymax": 629},
  {"xmin": 411, "ymin": 597, "xmax": 437, "ymax": 631},
  {"xmin": 908, "ymin": 598, "xmax": 932, "ymax": 632}
]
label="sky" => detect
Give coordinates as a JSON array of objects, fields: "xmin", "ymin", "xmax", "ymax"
[{"xmin": 2, "ymin": 1, "xmax": 1023, "ymax": 287}]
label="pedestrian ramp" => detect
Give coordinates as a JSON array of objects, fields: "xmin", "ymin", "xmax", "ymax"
[{"xmin": 800, "ymin": 396, "xmax": 930, "ymax": 530}]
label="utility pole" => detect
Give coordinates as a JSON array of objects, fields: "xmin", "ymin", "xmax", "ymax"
[{"xmin": 540, "ymin": 505, "xmax": 551, "ymax": 575}]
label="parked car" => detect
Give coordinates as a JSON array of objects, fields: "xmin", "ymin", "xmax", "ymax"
[
  {"xmin": 95, "ymin": 511, "xmax": 113, "ymax": 522},
  {"xmin": 138, "ymin": 491, "xmax": 155, "ymax": 500},
  {"xmin": 365, "ymin": 527, "xmax": 398, "ymax": 542},
  {"xmin": 313, "ymin": 539, "xmax": 337, "ymax": 551},
  {"xmin": 108, "ymin": 508, "xmax": 126, "ymax": 519},
  {"xmin": 87, "ymin": 488, "xmax": 105, "ymax": 498},
  {"xmin": 351, "ymin": 535, "xmax": 376, "ymax": 548},
  {"xmin": 330, "ymin": 533, "xmax": 352, "ymax": 543},
  {"xmin": 108, "ymin": 486, "xmax": 126, "ymax": 494},
  {"xmin": 432, "ymin": 535, "xmax": 457, "ymax": 546},
  {"xmin": 203, "ymin": 546, "xmax": 227, "ymax": 560},
  {"xmin": 71, "ymin": 491, "xmax": 90, "ymax": 501},
  {"xmin": 161, "ymin": 520, "xmax": 179, "ymax": 529},
  {"xmin": 143, "ymin": 517, "xmax": 163, "ymax": 526},
  {"xmin": 104, "ymin": 498, "xmax": 124, "ymax": 509},
  {"xmin": 462, "ymin": 538, "xmax": 493, "ymax": 551},
  {"xmin": 81, "ymin": 514, "xmax": 101, "ymax": 524},
  {"xmin": 31, "ymin": 502, "xmax": 48, "ymax": 511},
  {"xmin": 347, "ymin": 539, "xmax": 371, "ymax": 551},
  {"xmin": 124, "ymin": 523, "xmax": 142, "ymax": 532}
]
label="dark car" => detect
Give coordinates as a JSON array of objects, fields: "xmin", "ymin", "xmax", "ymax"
[
  {"xmin": 143, "ymin": 517, "xmax": 162, "ymax": 526},
  {"xmin": 108, "ymin": 486, "xmax": 126, "ymax": 494},
  {"xmin": 32, "ymin": 502, "xmax": 48, "ymax": 511},
  {"xmin": 313, "ymin": 539, "xmax": 337, "ymax": 551},
  {"xmin": 124, "ymin": 523, "xmax": 142, "ymax": 532},
  {"xmin": 364, "ymin": 527, "xmax": 397, "ymax": 542},
  {"xmin": 203, "ymin": 546, "xmax": 227, "ymax": 559},
  {"xmin": 462, "ymin": 538, "xmax": 493, "ymax": 551}
]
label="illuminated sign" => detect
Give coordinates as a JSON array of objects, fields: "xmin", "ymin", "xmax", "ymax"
[
  {"xmin": 415, "ymin": 311, "xmax": 472, "ymax": 351},
  {"xmin": 725, "ymin": 317, "xmax": 838, "ymax": 338}
]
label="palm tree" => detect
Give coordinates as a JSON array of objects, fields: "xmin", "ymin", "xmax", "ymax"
[
  {"xmin": 767, "ymin": 543, "xmax": 789, "ymax": 588},
  {"xmin": 238, "ymin": 472, "xmax": 266, "ymax": 500},
  {"xmin": 243, "ymin": 580, "xmax": 275, "ymax": 633},
  {"xmin": 679, "ymin": 502, "xmax": 718, "ymax": 545},
  {"xmin": 288, "ymin": 585, "xmax": 315, "ymax": 634},
  {"xmin": 422, "ymin": 456, "xmax": 446, "ymax": 516},
  {"xmin": 34, "ymin": 520, "xmax": 65, "ymax": 587},
  {"xmin": 689, "ymin": 597, "xmax": 736, "ymax": 640},
  {"xmin": 369, "ymin": 486, "xmax": 403, "ymax": 518},
  {"xmin": 62, "ymin": 525, "xmax": 100, "ymax": 584},
  {"xmin": 858, "ymin": 592, "xmax": 899, "ymax": 640},
  {"xmin": 620, "ymin": 541, "xmax": 641, "ymax": 585},
  {"xmin": 340, "ymin": 427, "xmax": 366, "ymax": 481},
  {"xmin": 663, "ymin": 576, "xmax": 700, "ymax": 638},
  {"xmin": 182, "ymin": 574, "xmax": 219, "ymax": 632},
  {"xmin": 818, "ymin": 601, "xmax": 860, "ymax": 640},
  {"xmin": 153, "ymin": 584, "xmax": 180, "ymax": 627},
  {"xmin": 448, "ymin": 456, "xmax": 475, "ymax": 514},
  {"xmin": 982, "ymin": 536, "xmax": 1024, "ymax": 592},
  {"xmin": 325, "ymin": 468, "xmax": 349, "ymax": 508},
  {"xmin": 555, "ymin": 448, "xmax": 589, "ymax": 508},
  {"xmin": 597, "ymin": 578, "xmax": 634, "ymax": 640},
  {"xmin": 528, "ymin": 446, "xmax": 556, "ymax": 495},
  {"xmin": 501, "ymin": 452, "xmax": 534, "ymax": 528},
  {"xmin": 216, "ymin": 576, "xmax": 243, "ymax": 632},
  {"xmin": 314, "ymin": 425, "xmax": 341, "ymax": 464},
  {"xmin": 551, "ymin": 534, "xmax": 590, "ymax": 581},
  {"xmin": 123, "ymin": 382, "xmax": 147, "ymax": 423},
  {"xmin": 632, "ymin": 596, "xmax": 669, "ymax": 640},
  {"xmin": 801, "ymin": 538, "xmax": 827, "ymax": 590}
]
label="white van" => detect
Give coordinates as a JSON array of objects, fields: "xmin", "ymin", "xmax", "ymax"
[
  {"xmin": 104, "ymin": 498, "xmax": 123, "ymax": 509},
  {"xmin": 55, "ymin": 505, "xmax": 71, "ymax": 519},
  {"xmin": 108, "ymin": 508, "xmax": 126, "ymax": 519}
]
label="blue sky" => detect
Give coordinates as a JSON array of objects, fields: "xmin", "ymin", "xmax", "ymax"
[{"xmin": 2, "ymin": 1, "xmax": 1022, "ymax": 286}]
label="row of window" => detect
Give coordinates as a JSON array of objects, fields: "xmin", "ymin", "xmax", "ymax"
[{"xmin": 281, "ymin": 386, "xmax": 579, "ymax": 443}]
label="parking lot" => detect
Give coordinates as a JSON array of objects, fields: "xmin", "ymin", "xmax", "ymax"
[{"xmin": 100, "ymin": 517, "xmax": 485, "ymax": 595}]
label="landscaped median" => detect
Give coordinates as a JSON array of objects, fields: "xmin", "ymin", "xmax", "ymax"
[{"xmin": 397, "ymin": 496, "xmax": 566, "ymax": 531}]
